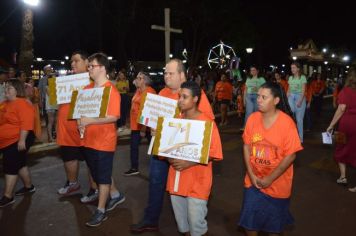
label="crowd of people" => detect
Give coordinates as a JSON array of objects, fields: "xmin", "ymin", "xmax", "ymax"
[{"xmin": 0, "ymin": 53, "xmax": 355, "ymax": 235}]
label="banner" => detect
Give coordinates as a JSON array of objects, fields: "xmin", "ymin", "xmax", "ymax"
[
  {"xmin": 48, "ymin": 72, "xmax": 90, "ymax": 105},
  {"xmin": 152, "ymin": 117, "xmax": 213, "ymax": 164},
  {"xmin": 137, "ymin": 93, "xmax": 180, "ymax": 129},
  {"xmin": 67, "ymin": 87, "xmax": 111, "ymax": 119}
]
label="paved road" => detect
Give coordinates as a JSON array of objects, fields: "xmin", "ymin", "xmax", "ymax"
[{"xmin": 1, "ymin": 98, "xmax": 356, "ymax": 236}]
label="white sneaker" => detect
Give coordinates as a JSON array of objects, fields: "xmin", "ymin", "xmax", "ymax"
[
  {"xmin": 57, "ymin": 181, "xmax": 80, "ymax": 195},
  {"xmin": 336, "ymin": 177, "xmax": 347, "ymax": 185}
]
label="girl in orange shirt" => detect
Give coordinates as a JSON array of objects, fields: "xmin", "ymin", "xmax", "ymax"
[
  {"xmin": 239, "ymin": 82, "xmax": 302, "ymax": 235},
  {"xmin": 167, "ymin": 81, "xmax": 223, "ymax": 236},
  {"xmin": 0, "ymin": 79, "xmax": 35, "ymax": 207}
]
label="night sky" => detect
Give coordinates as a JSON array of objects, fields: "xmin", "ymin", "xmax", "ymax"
[{"xmin": 0, "ymin": 0, "xmax": 355, "ymax": 69}]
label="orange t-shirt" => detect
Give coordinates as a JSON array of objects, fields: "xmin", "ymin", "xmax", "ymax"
[
  {"xmin": 159, "ymin": 87, "xmax": 215, "ymax": 120},
  {"xmin": 243, "ymin": 111, "xmax": 303, "ymax": 198},
  {"xmin": 305, "ymin": 83, "xmax": 313, "ymax": 103},
  {"xmin": 130, "ymin": 86, "xmax": 156, "ymax": 130},
  {"xmin": 279, "ymin": 80, "xmax": 289, "ymax": 94},
  {"xmin": 82, "ymin": 81, "xmax": 121, "ymax": 152},
  {"xmin": 0, "ymin": 98, "xmax": 35, "ymax": 149},
  {"xmin": 57, "ymin": 103, "xmax": 82, "ymax": 146},
  {"xmin": 311, "ymin": 80, "xmax": 326, "ymax": 95},
  {"xmin": 215, "ymin": 81, "xmax": 233, "ymax": 101},
  {"xmin": 166, "ymin": 113, "xmax": 223, "ymax": 200}
]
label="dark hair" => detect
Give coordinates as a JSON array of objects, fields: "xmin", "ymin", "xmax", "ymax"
[
  {"xmin": 180, "ymin": 81, "xmax": 201, "ymax": 104},
  {"xmin": 72, "ymin": 50, "xmax": 89, "ymax": 60},
  {"xmin": 6, "ymin": 79, "xmax": 26, "ymax": 98},
  {"xmin": 260, "ymin": 81, "xmax": 295, "ymax": 123},
  {"xmin": 88, "ymin": 52, "xmax": 110, "ymax": 73}
]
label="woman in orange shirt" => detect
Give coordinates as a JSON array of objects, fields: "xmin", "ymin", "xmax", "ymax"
[
  {"xmin": 124, "ymin": 71, "xmax": 156, "ymax": 176},
  {"xmin": 214, "ymin": 73, "xmax": 233, "ymax": 126},
  {"xmin": 239, "ymin": 82, "xmax": 302, "ymax": 235},
  {"xmin": 167, "ymin": 81, "xmax": 223, "ymax": 236},
  {"xmin": 0, "ymin": 79, "xmax": 35, "ymax": 207}
]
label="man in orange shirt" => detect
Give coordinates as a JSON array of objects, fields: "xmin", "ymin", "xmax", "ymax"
[
  {"xmin": 311, "ymin": 73, "xmax": 326, "ymax": 116},
  {"xmin": 215, "ymin": 73, "xmax": 233, "ymax": 126},
  {"xmin": 131, "ymin": 59, "xmax": 214, "ymax": 233},
  {"xmin": 78, "ymin": 53, "xmax": 125, "ymax": 227},
  {"xmin": 124, "ymin": 71, "xmax": 156, "ymax": 176},
  {"xmin": 56, "ymin": 51, "xmax": 98, "ymax": 203}
]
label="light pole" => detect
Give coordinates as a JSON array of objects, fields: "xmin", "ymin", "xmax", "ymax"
[
  {"xmin": 245, "ymin": 48, "xmax": 253, "ymax": 68},
  {"xmin": 18, "ymin": 0, "xmax": 39, "ymax": 76}
]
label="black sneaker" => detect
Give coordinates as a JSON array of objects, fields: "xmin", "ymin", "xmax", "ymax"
[
  {"xmin": 15, "ymin": 185, "xmax": 36, "ymax": 196},
  {"xmin": 130, "ymin": 220, "xmax": 159, "ymax": 233},
  {"xmin": 0, "ymin": 196, "xmax": 15, "ymax": 208},
  {"xmin": 86, "ymin": 209, "xmax": 108, "ymax": 227},
  {"xmin": 123, "ymin": 168, "xmax": 140, "ymax": 176}
]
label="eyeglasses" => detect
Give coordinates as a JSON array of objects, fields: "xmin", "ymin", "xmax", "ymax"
[{"xmin": 87, "ymin": 64, "xmax": 102, "ymax": 70}]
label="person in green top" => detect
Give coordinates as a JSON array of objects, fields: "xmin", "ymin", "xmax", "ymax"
[
  {"xmin": 243, "ymin": 65, "xmax": 266, "ymax": 127},
  {"xmin": 287, "ymin": 62, "xmax": 307, "ymax": 142}
]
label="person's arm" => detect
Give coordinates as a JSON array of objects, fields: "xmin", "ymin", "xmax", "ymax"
[
  {"xmin": 327, "ymin": 104, "xmax": 346, "ymax": 132},
  {"xmin": 79, "ymin": 115, "xmax": 118, "ymax": 127},
  {"xmin": 243, "ymin": 144, "xmax": 261, "ymax": 188},
  {"xmin": 18, "ymin": 130, "xmax": 29, "ymax": 151},
  {"xmin": 257, "ymin": 153, "xmax": 296, "ymax": 188},
  {"xmin": 168, "ymin": 158, "xmax": 198, "ymax": 171},
  {"xmin": 243, "ymin": 85, "xmax": 247, "ymax": 106},
  {"xmin": 297, "ymin": 83, "xmax": 306, "ymax": 107}
]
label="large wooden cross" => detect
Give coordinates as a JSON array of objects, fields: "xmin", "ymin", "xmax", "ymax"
[{"xmin": 151, "ymin": 8, "xmax": 183, "ymax": 63}]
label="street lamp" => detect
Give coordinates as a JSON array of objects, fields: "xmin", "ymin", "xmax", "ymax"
[
  {"xmin": 18, "ymin": 0, "xmax": 40, "ymax": 76},
  {"xmin": 23, "ymin": 0, "xmax": 40, "ymax": 6},
  {"xmin": 246, "ymin": 48, "xmax": 253, "ymax": 54}
]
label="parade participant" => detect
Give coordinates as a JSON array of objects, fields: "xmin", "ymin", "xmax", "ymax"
[
  {"xmin": 287, "ymin": 62, "xmax": 307, "ymax": 142},
  {"xmin": 311, "ymin": 73, "xmax": 326, "ymax": 116},
  {"xmin": 124, "ymin": 71, "xmax": 156, "ymax": 176},
  {"xmin": 0, "ymin": 69, "xmax": 7, "ymax": 103},
  {"xmin": 116, "ymin": 70, "xmax": 130, "ymax": 132},
  {"xmin": 0, "ymin": 79, "xmax": 35, "ymax": 207},
  {"xmin": 56, "ymin": 51, "xmax": 98, "ymax": 204},
  {"xmin": 274, "ymin": 72, "xmax": 288, "ymax": 93},
  {"xmin": 167, "ymin": 81, "xmax": 223, "ymax": 236},
  {"xmin": 243, "ymin": 66, "xmax": 266, "ymax": 129},
  {"xmin": 327, "ymin": 67, "xmax": 356, "ymax": 190},
  {"xmin": 130, "ymin": 59, "xmax": 214, "ymax": 233},
  {"xmin": 215, "ymin": 73, "xmax": 233, "ymax": 126},
  {"xmin": 78, "ymin": 53, "xmax": 125, "ymax": 227},
  {"xmin": 239, "ymin": 82, "xmax": 302, "ymax": 235}
]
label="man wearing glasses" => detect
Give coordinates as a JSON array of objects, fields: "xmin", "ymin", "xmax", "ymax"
[{"xmin": 78, "ymin": 53, "xmax": 125, "ymax": 227}]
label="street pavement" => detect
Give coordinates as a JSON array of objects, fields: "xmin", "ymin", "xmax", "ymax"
[{"xmin": 1, "ymin": 97, "xmax": 356, "ymax": 236}]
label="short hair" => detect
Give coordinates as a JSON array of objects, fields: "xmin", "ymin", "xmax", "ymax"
[
  {"xmin": 88, "ymin": 52, "xmax": 110, "ymax": 73},
  {"xmin": 180, "ymin": 81, "xmax": 201, "ymax": 104},
  {"xmin": 138, "ymin": 71, "xmax": 152, "ymax": 85},
  {"xmin": 6, "ymin": 79, "xmax": 26, "ymax": 98},
  {"xmin": 72, "ymin": 50, "xmax": 89, "ymax": 60},
  {"xmin": 168, "ymin": 58, "xmax": 186, "ymax": 76}
]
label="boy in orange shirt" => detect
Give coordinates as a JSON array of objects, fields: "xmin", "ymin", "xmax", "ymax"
[
  {"xmin": 239, "ymin": 82, "xmax": 302, "ymax": 235},
  {"xmin": 78, "ymin": 53, "xmax": 125, "ymax": 227},
  {"xmin": 167, "ymin": 81, "xmax": 223, "ymax": 236}
]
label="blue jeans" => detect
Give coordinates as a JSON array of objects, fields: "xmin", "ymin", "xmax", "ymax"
[
  {"xmin": 288, "ymin": 93, "xmax": 306, "ymax": 142},
  {"xmin": 244, "ymin": 93, "xmax": 258, "ymax": 126},
  {"xmin": 143, "ymin": 156, "xmax": 169, "ymax": 225},
  {"xmin": 130, "ymin": 130, "xmax": 151, "ymax": 170}
]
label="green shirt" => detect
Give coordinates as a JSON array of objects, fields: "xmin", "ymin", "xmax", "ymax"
[
  {"xmin": 288, "ymin": 75, "xmax": 307, "ymax": 94},
  {"xmin": 245, "ymin": 77, "xmax": 266, "ymax": 94}
]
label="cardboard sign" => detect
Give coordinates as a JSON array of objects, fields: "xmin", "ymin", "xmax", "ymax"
[
  {"xmin": 152, "ymin": 117, "xmax": 213, "ymax": 164},
  {"xmin": 67, "ymin": 87, "xmax": 111, "ymax": 119},
  {"xmin": 137, "ymin": 93, "xmax": 179, "ymax": 129},
  {"xmin": 48, "ymin": 73, "xmax": 90, "ymax": 105}
]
